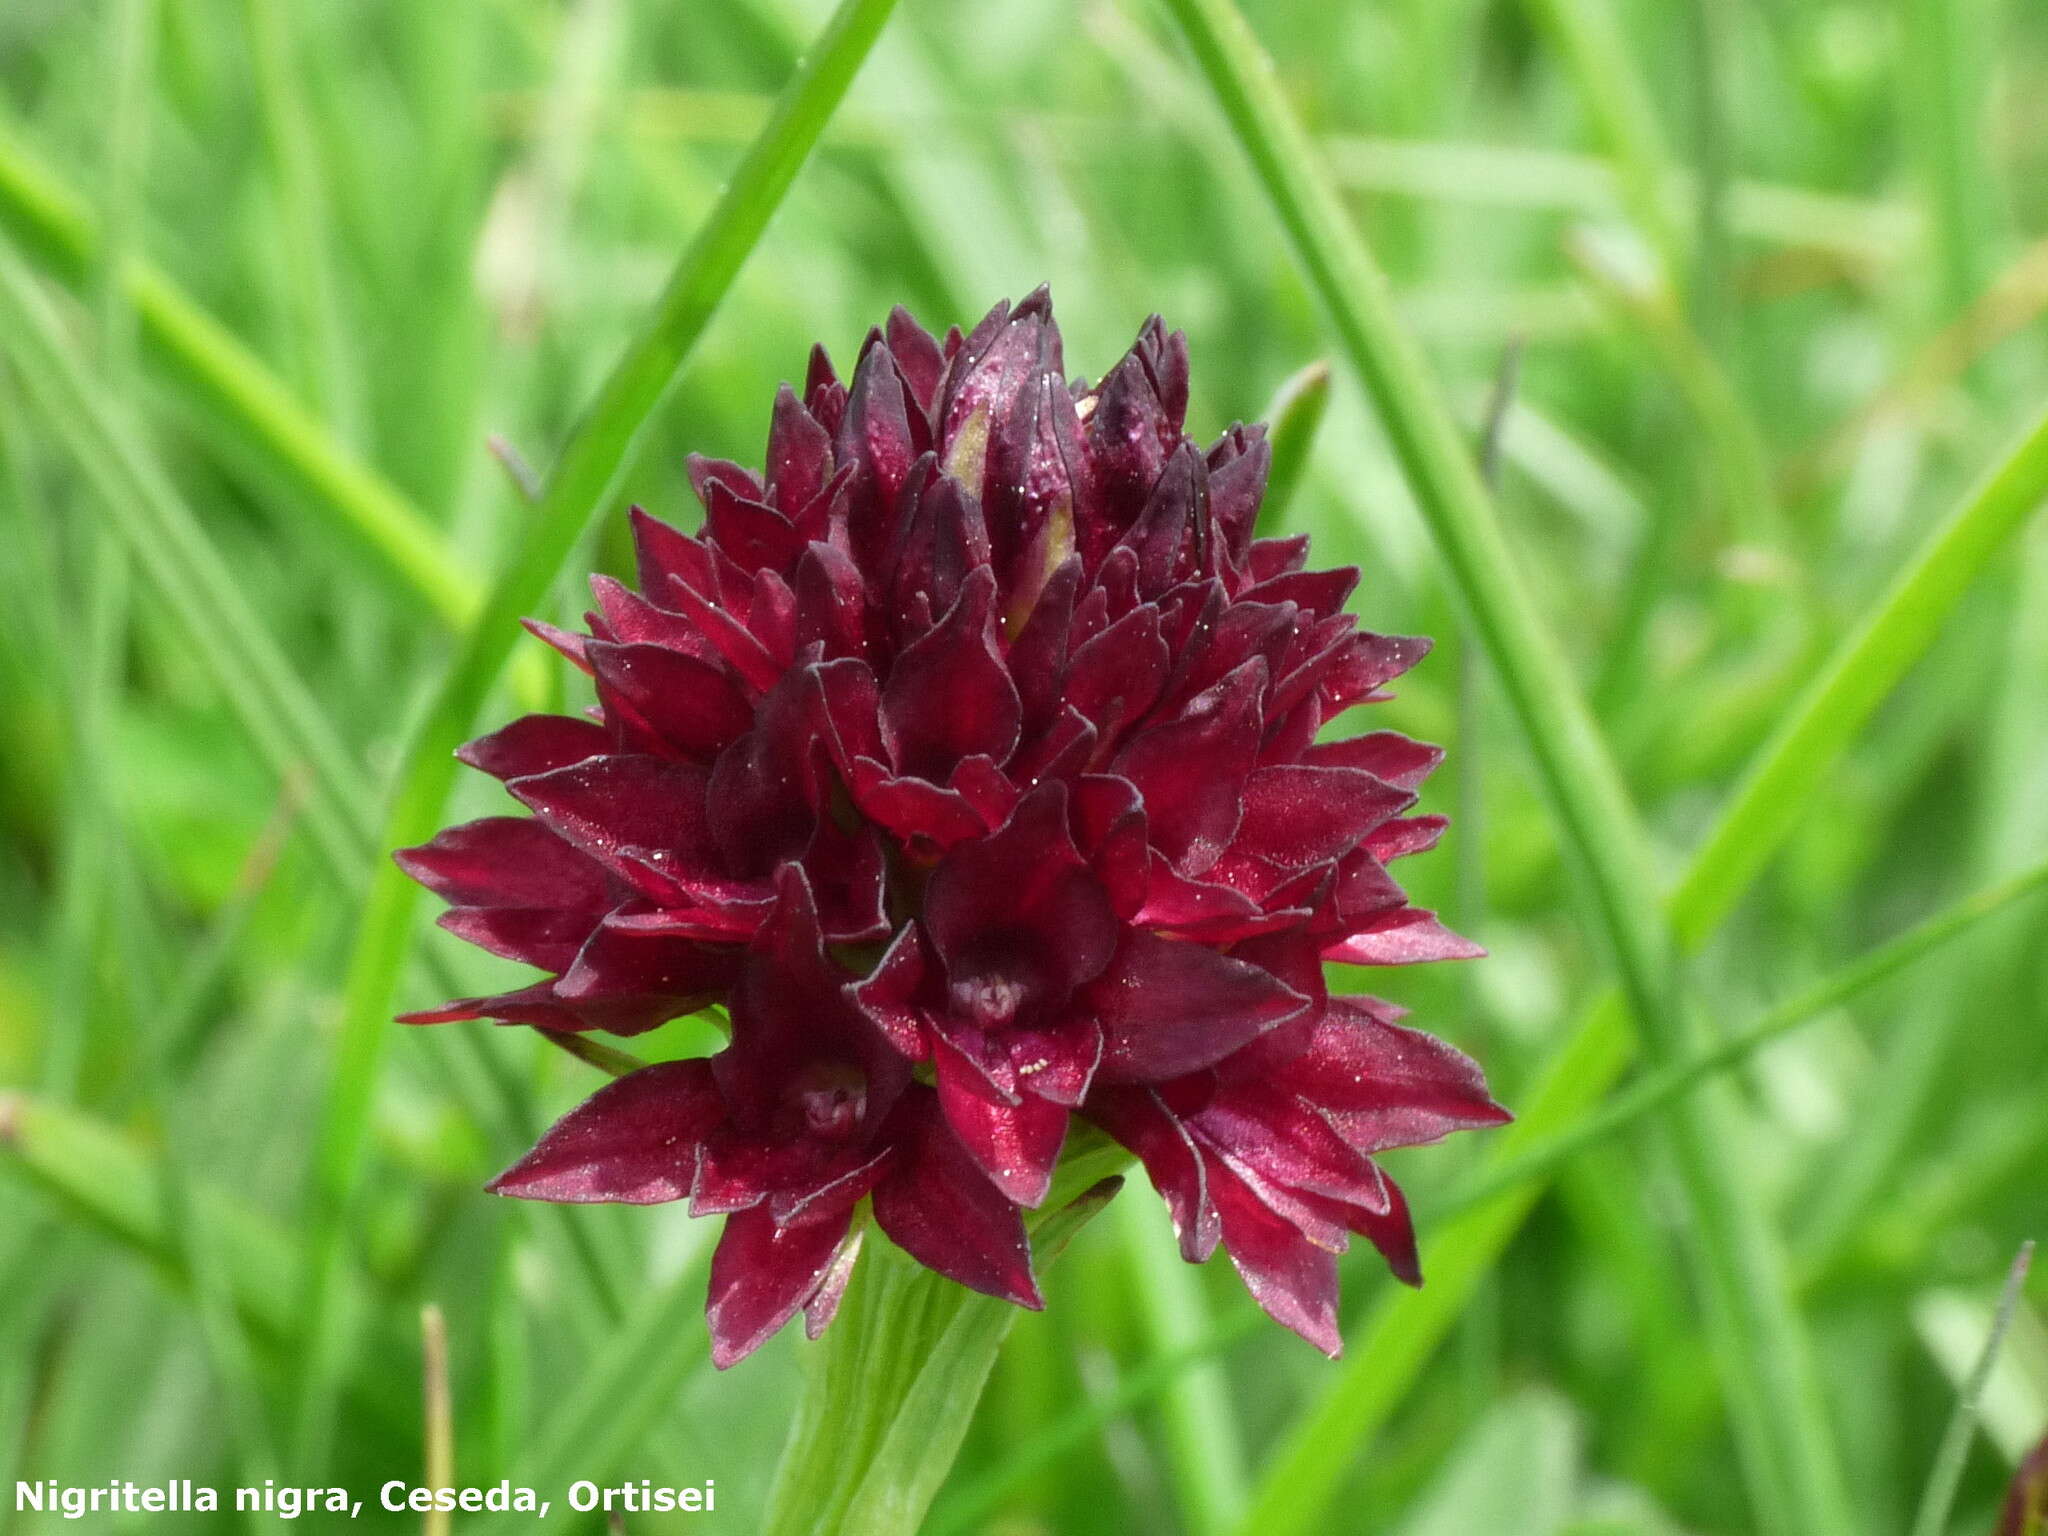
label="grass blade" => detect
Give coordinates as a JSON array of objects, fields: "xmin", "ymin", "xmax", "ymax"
[
  {"xmin": 469, "ymin": 1228, "xmax": 720, "ymax": 1536},
  {"xmin": 1672, "ymin": 401, "xmax": 2048, "ymax": 944},
  {"xmin": 1521, "ymin": 0, "xmax": 1681, "ymax": 267},
  {"xmin": 1447, "ymin": 851, "xmax": 2048, "ymax": 1215},
  {"xmin": 0, "ymin": 250, "xmax": 373, "ymax": 878},
  {"xmin": 1259, "ymin": 359, "xmax": 1330, "ymax": 523},
  {"xmin": 1113, "ymin": 1194, "xmax": 1249, "ymax": 1535},
  {"xmin": 1152, "ymin": 3, "xmax": 1850, "ymax": 1530},
  {"xmin": 0, "ymin": 123, "xmax": 472, "ymax": 625},
  {"xmin": 239, "ymin": 0, "xmax": 360, "ymax": 438},
  {"xmin": 1912, "ymin": 1243, "xmax": 2036, "ymax": 1536},
  {"xmin": 298, "ymin": 0, "xmax": 903, "ymax": 1466}
]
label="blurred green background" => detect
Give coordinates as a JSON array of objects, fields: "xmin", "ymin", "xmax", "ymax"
[{"xmin": 2, "ymin": 0, "xmax": 2046, "ymax": 1531}]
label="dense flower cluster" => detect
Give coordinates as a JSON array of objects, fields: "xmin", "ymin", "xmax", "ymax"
[{"xmin": 399, "ymin": 291, "xmax": 1505, "ymax": 1366}]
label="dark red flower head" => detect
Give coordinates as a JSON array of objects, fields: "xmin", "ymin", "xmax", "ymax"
[{"xmin": 399, "ymin": 290, "xmax": 1506, "ymax": 1365}]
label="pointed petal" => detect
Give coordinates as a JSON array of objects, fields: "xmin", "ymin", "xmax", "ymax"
[
  {"xmin": 587, "ymin": 640, "xmax": 753, "ymax": 762},
  {"xmin": 1306, "ymin": 731, "xmax": 1444, "ymax": 791},
  {"xmin": 1006, "ymin": 1018, "xmax": 1103, "ymax": 1107},
  {"xmin": 934, "ymin": 1047, "xmax": 1068, "ymax": 1207},
  {"xmin": 457, "ymin": 714, "xmax": 611, "ymax": 781},
  {"xmin": 1290, "ymin": 1000, "xmax": 1511, "ymax": 1147},
  {"xmin": 879, "ymin": 567, "xmax": 1021, "ymax": 780},
  {"xmin": 872, "ymin": 1090, "xmax": 1040, "ymax": 1308},
  {"xmin": 509, "ymin": 756, "xmax": 719, "ymax": 904},
  {"xmin": 924, "ymin": 781, "xmax": 1119, "ymax": 1016},
  {"xmin": 1062, "ymin": 603, "xmax": 1170, "ymax": 746},
  {"xmin": 395, "ymin": 817, "xmax": 608, "ymax": 912},
  {"xmin": 437, "ymin": 906, "xmax": 592, "ymax": 972},
  {"xmin": 1211, "ymin": 1163, "xmax": 1343, "ymax": 1357},
  {"xmin": 804, "ymin": 1223, "xmax": 867, "ymax": 1340},
  {"xmin": 1089, "ymin": 931, "xmax": 1309, "ymax": 1084},
  {"xmin": 1367, "ymin": 814, "xmax": 1448, "ymax": 861},
  {"xmin": 1348, "ymin": 1175, "xmax": 1421, "ymax": 1286},
  {"xmin": 704, "ymin": 480, "xmax": 805, "ymax": 574},
  {"xmin": 1085, "ymin": 1087, "xmax": 1219, "ymax": 1261},
  {"xmin": 487, "ymin": 1059, "xmax": 720, "ymax": 1204},
  {"xmin": 846, "ymin": 924, "xmax": 933, "ymax": 1060},
  {"xmin": 706, "ymin": 1204, "xmax": 853, "ymax": 1368},
  {"xmin": 1112, "ymin": 660, "xmax": 1266, "ymax": 875},
  {"xmin": 1322, "ymin": 909, "xmax": 1484, "ymax": 966},
  {"xmin": 1233, "ymin": 764, "xmax": 1414, "ymax": 867},
  {"xmin": 765, "ymin": 383, "xmax": 834, "ymax": 516},
  {"xmin": 1195, "ymin": 1080, "xmax": 1391, "ymax": 1213}
]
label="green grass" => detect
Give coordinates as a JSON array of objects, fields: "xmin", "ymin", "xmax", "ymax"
[{"xmin": 2, "ymin": 0, "xmax": 2046, "ymax": 1532}]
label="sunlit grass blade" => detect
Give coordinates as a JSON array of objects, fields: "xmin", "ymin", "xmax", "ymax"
[
  {"xmin": 1521, "ymin": 0, "xmax": 1682, "ymax": 267},
  {"xmin": 1902, "ymin": 0, "xmax": 2001, "ymax": 312},
  {"xmin": 1671, "ymin": 399, "xmax": 2048, "ymax": 943},
  {"xmin": 298, "ymin": 0, "xmax": 903, "ymax": 1468},
  {"xmin": 0, "ymin": 122, "xmax": 473, "ymax": 625},
  {"xmin": 1153, "ymin": 3, "xmax": 1849, "ymax": 1531},
  {"xmin": 1565, "ymin": 227, "xmax": 1787, "ymax": 566}
]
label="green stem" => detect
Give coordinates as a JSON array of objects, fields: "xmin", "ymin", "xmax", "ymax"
[{"xmin": 762, "ymin": 1178, "xmax": 1122, "ymax": 1536}]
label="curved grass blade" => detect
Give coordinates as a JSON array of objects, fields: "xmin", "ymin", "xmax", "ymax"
[
  {"xmin": 0, "ymin": 122, "xmax": 472, "ymax": 625},
  {"xmin": 297, "ymin": 0, "xmax": 903, "ymax": 1467},
  {"xmin": 0, "ymin": 244, "xmax": 627, "ymax": 1361},
  {"xmin": 239, "ymin": 0, "xmax": 360, "ymax": 438},
  {"xmin": 1153, "ymin": 3, "xmax": 1849, "ymax": 1531},
  {"xmin": 1671, "ymin": 400, "xmax": 2048, "ymax": 945},
  {"xmin": 467, "ymin": 1226, "xmax": 720, "ymax": 1536},
  {"xmin": 1114, "ymin": 1192, "xmax": 1249, "ymax": 1535},
  {"xmin": 1522, "ymin": 0, "xmax": 1681, "ymax": 268}
]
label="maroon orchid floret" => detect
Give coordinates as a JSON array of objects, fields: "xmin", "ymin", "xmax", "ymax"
[{"xmin": 399, "ymin": 290, "xmax": 1506, "ymax": 1366}]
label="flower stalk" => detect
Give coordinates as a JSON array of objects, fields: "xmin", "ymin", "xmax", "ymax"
[{"xmin": 762, "ymin": 1174, "xmax": 1123, "ymax": 1536}]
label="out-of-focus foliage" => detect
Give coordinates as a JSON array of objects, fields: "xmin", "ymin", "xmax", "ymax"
[{"xmin": 1, "ymin": 0, "xmax": 2045, "ymax": 1531}]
